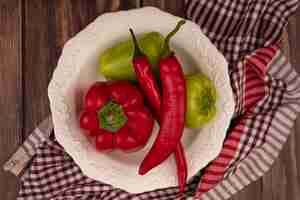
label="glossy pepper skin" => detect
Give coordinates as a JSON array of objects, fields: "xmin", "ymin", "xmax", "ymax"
[
  {"xmin": 185, "ymin": 74, "xmax": 217, "ymax": 128},
  {"xmin": 174, "ymin": 144, "xmax": 187, "ymax": 193},
  {"xmin": 129, "ymin": 28, "xmax": 162, "ymax": 118},
  {"xmin": 132, "ymin": 21, "xmax": 188, "ymax": 193},
  {"xmin": 135, "ymin": 21, "xmax": 187, "ymax": 192},
  {"xmin": 99, "ymin": 32, "xmax": 164, "ymax": 81},
  {"xmin": 80, "ymin": 81, "xmax": 154, "ymax": 152},
  {"xmin": 139, "ymin": 55, "xmax": 186, "ymax": 173}
]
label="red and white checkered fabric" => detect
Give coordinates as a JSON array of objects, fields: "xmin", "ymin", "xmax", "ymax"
[{"xmin": 5, "ymin": 0, "xmax": 300, "ymax": 199}]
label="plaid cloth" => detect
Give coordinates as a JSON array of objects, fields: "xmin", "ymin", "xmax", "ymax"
[{"xmin": 4, "ymin": 0, "xmax": 300, "ymax": 199}]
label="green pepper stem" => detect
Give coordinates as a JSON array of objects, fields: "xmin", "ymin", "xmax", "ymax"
[
  {"xmin": 129, "ymin": 28, "xmax": 144, "ymax": 58},
  {"xmin": 161, "ymin": 20, "xmax": 186, "ymax": 58},
  {"xmin": 98, "ymin": 101, "xmax": 127, "ymax": 132}
]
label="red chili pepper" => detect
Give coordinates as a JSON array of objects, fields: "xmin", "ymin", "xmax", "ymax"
[
  {"xmin": 138, "ymin": 20, "xmax": 186, "ymax": 175},
  {"xmin": 80, "ymin": 81, "xmax": 154, "ymax": 152},
  {"xmin": 130, "ymin": 26, "xmax": 187, "ymax": 193},
  {"xmin": 129, "ymin": 28, "xmax": 161, "ymax": 118},
  {"xmin": 174, "ymin": 143, "xmax": 187, "ymax": 193}
]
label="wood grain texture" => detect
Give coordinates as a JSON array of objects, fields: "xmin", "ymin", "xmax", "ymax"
[
  {"xmin": 0, "ymin": 0, "xmax": 299, "ymax": 199},
  {"xmin": 0, "ymin": 0, "xmax": 22, "ymax": 199},
  {"xmin": 23, "ymin": 0, "xmax": 55, "ymax": 136},
  {"xmin": 286, "ymin": 6, "xmax": 300, "ymax": 199},
  {"xmin": 143, "ymin": 0, "xmax": 185, "ymax": 16}
]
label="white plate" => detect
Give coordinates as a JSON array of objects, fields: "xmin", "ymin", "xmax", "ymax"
[{"xmin": 48, "ymin": 7, "xmax": 234, "ymax": 193}]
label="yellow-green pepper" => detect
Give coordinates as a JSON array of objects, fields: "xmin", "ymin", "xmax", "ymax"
[
  {"xmin": 99, "ymin": 32, "xmax": 164, "ymax": 81},
  {"xmin": 185, "ymin": 74, "xmax": 217, "ymax": 128}
]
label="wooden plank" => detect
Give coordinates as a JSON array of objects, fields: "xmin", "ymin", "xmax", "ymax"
[
  {"xmin": 2, "ymin": 0, "xmax": 297, "ymax": 199},
  {"xmin": 0, "ymin": 0, "xmax": 22, "ymax": 199},
  {"xmin": 23, "ymin": 0, "xmax": 56, "ymax": 136},
  {"xmin": 281, "ymin": 30, "xmax": 291, "ymax": 59},
  {"xmin": 53, "ymin": 0, "xmax": 141, "ymax": 52},
  {"xmin": 288, "ymin": 10, "xmax": 300, "ymax": 74},
  {"xmin": 143, "ymin": 0, "xmax": 185, "ymax": 16},
  {"xmin": 288, "ymin": 8, "xmax": 300, "ymax": 186},
  {"xmin": 96, "ymin": 0, "xmax": 141, "ymax": 12},
  {"xmin": 282, "ymin": 7, "xmax": 300, "ymax": 200},
  {"xmin": 231, "ymin": 181, "xmax": 262, "ymax": 200},
  {"xmin": 143, "ymin": 0, "xmax": 165, "ymax": 8},
  {"xmin": 261, "ymin": 135, "xmax": 299, "ymax": 200},
  {"xmin": 52, "ymin": 0, "xmax": 99, "ymax": 59},
  {"xmin": 278, "ymin": 136, "xmax": 299, "ymax": 200}
]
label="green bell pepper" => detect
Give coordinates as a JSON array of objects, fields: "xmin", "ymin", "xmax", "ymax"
[
  {"xmin": 185, "ymin": 74, "xmax": 217, "ymax": 128},
  {"xmin": 99, "ymin": 32, "xmax": 164, "ymax": 81}
]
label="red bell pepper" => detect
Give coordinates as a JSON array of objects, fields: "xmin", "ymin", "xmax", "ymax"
[
  {"xmin": 80, "ymin": 81, "xmax": 154, "ymax": 152},
  {"xmin": 139, "ymin": 20, "xmax": 187, "ymax": 178},
  {"xmin": 130, "ymin": 27, "xmax": 187, "ymax": 193}
]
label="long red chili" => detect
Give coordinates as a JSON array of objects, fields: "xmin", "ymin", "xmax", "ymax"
[
  {"xmin": 130, "ymin": 27, "xmax": 187, "ymax": 193},
  {"xmin": 139, "ymin": 21, "xmax": 187, "ymax": 175},
  {"xmin": 129, "ymin": 28, "xmax": 161, "ymax": 118},
  {"xmin": 139, "ymin": 52, "xmax": 186, "ymax": 174},
  {"xmin": 174, "ymin": 143, "xmax": 187, "ymax": 193}
]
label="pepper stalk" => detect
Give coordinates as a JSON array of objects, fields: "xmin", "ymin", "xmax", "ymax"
[
  {"xmin": 129, "ymin": 28, "xmax": 144, "ymax": 58},
  {"xmin": 161, "ymin": 20, "xmax": 186, "ymax": 58}
]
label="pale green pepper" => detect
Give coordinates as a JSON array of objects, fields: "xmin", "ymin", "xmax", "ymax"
[
  {"xmin": 185, "ymin": 74, "xmax": 217, "ymax": 128},
  {"xmin": 99, "ymin": 32, "xmax": 164, "ymax": 81}
]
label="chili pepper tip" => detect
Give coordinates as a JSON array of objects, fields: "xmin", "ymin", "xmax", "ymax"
[{"xmin": 138, "ymin": 166, "xmax": 148, "ymax": 175}]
